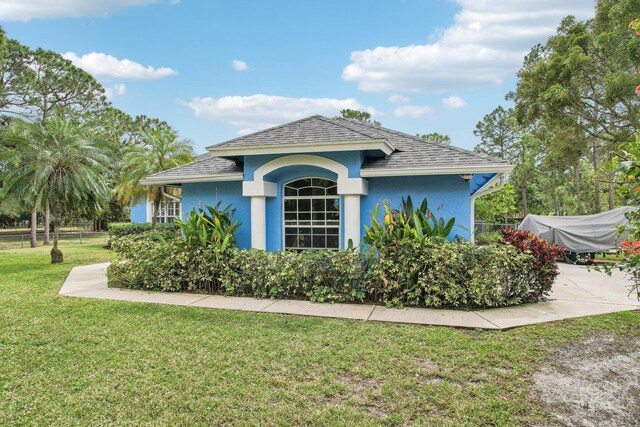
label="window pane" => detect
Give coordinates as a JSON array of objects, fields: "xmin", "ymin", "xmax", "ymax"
[
  {"xmin": 290, "ymin": 178, "xmax": 311, "ymax": 189},
  {"xmin": 298, "ymin": 187, "xmax": 313, "ymax": 196},
  {"xmin": 284, "ymin": 212, "xmax": 297, "ymax": 221},
  {"xmin": 285, "ymin": 235, "xmax": 297, "ymax": 248},
  {"xmin": 314, "ymin": 178, "xmax": 332, "ymax": 188},
  {"xmin": 298, "ymin": 212, "xmax": 311, "ymax": 222},
  {"xmin": 284, "ymin": 187, "xmax": 297, "ymax": 196},
  {"xmin": 285, "ymin": 227, "xmax": 297, "ymax": 235},
  {"xmin": 327, "ymin": 213, "xmax": 339, "ymax": 223},
  {"xmin": 327, "ymin": 185, "xmax": 338, "ymax": 195},
  {"xmin": 327, "ymin": 227, "xmax": 339, "ymax": 235},
  {"xmin": 310, "ymin": 187, "xmax": 325, "ymax": 196},
  {"xmin": 298, "ymin": 199, "xmax": 311, "ymax": 212},
  {"xmin": 312, "ymin": 213, "xmax": 325, "ymax": 222},
  {"xmin": 327, "ymin": 235, "xmax": 339, "ymax": 249},
  {"xmin": 299, "ymin": 234, "xmax": 311, "ymax": 248},
  {"xmin": 284, "ymin": 200, "xmax": 297, "ymax": 212},
  {"xmin": 299, "ymin": 227, "xmax": 311, "ymax": 235},
  {"xmin": 312, "ymin": 199, "xmax": 325, "ymax": 212},
  {"xmin": 327, "ymin": 199, "xmax": 340, "ymax": 211},
  {"xmin": 313, "ymin": 235, "xmax": 326, "ymax": 248}
]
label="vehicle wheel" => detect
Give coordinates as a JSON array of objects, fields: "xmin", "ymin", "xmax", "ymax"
[{"xmin": 565, "ymin": 251, "xmax": 594, "ymax": 265}]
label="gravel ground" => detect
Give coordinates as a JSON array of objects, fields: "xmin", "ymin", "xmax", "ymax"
[{"xmin": 533, "ymin": 334, "xmax": 640, "ymax": 426}]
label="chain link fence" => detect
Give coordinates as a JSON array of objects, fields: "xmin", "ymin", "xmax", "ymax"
[{"xmin": 0, "ymin": 231, "xmax": 108, "ymax": 250}]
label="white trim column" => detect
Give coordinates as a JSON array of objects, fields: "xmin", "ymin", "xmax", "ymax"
[
  {"xmin": 250, "ymin": 196, "xmax": 267, "ymax": 249},
  {"xmin": 243, "ymin": 181, "xmax": 277, "ymax": 249},
  {"xmin": 337, "ymin": 177, "xmax": 368, "ymax": 249}
]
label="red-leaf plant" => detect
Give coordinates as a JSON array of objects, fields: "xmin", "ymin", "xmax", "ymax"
[{"xmin": 501, "ymin": 227, "xmax": 566, "ymax": 302}]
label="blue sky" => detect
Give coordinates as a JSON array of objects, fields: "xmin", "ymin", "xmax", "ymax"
[{"xmin": 1, "ymin": 0, "xmax": 594, "ymax": 153}]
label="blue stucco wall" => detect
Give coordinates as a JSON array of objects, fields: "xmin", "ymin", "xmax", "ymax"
[
  {"xmin": 361, "ymin": 175, "xmax": 471, "ymax": 240},
  {"xmin": 130, "ymin": 200, "xmax": 147, "ymax": 223},
  {"xmin": 181, "ymin": 181, "xmax": 252, "ymax": 249}
]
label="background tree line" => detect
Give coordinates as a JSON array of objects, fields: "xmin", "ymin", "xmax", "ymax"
[
  {"xmin": 0, "ymin": 27, "xmax": 193, "ymax": 259},
  {"xmin": 473, "ymin": 0, "xmax": 640, "ymax": 223}
]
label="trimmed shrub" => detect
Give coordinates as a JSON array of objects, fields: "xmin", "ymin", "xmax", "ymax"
[
  {"xmin": 220, "ymin": 249, "xmax": 368, "ymax": 302},
  {"xmin": 368, "ymin": 240, "xmax": 537, "ymax": 308},
  {"xmin": 501, "ymin": 227, "xmax": 565, "ymax": 302},
  {"xmin": 108, "ymin": 232, "xmax": 185, "ymax": 291},
  {"xmin": 107, "ymin": 222, "xmax": 179, "ymax": 247}
]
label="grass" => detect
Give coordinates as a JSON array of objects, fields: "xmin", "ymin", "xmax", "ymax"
[{"xmin": 1, "ymin": 244, "xmax": 639, "ymax": 425}]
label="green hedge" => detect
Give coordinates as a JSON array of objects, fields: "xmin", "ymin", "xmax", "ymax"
[
  {"xmin": 107, "ymin": 222, "xmax": 179, "ymax": 247},
  {"xmin": 108, "ymin": 232, "xmax": 545, "ymax": 309}
]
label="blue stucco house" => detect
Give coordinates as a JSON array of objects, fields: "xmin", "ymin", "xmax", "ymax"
[{"xmin": 134, "ymin": 115, "xmax": 513, "ymax": 250}]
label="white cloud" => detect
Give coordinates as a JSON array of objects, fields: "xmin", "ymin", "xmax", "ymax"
[
  {"xmin": 0, "ymin": 0, "xmax": 160, "ymax": 21},
  {"xmin": 387, "ymin": 95, "xmax": 411, "ymax": 105},
  {"xmin": 232, "ymin": 60, "xmax": 250, "ymax": 71},
  {"xmin": 63, "ymin": 52, "xmax": 177, "ymax": 80},
  {"xmin": 393, "ymin": 105, "xmax": 434, "ymax": 119},
  {"xmin": 343, "ymin": 0, "xmax": 594, "ymax": 92},
  {"xmin": 104, "ymin": 83, "xmax": 127, "ymax": 100},
  {"xmin": 182, "ymin": 94, "xmax": 376, "ymax": 130},
  {"xmin": 441, "ymin": 95, "xmax": 466, "ymax": 109}
]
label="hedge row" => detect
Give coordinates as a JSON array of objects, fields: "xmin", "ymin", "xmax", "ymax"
[
  {"xmin": 108, "ymin": 231, "xmax": 552, "ymax": 309},
  {"xmin": 107, "ymin": 222, "xmax": 179, "ymax": 247}
]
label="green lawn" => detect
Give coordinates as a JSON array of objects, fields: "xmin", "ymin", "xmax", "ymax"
[{"xmin": 1, "ymin": 244, "xmax": 639, "ymax": 426}]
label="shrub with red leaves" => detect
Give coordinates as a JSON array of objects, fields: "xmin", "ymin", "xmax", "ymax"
[{"xmin": 501, "ymin": 227, "xmax": 566, "ymax": 302}]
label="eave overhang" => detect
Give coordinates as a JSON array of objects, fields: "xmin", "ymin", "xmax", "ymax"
[{"xmin": 206, "ymin": 139, "xmax": 395, "ymax": 158}]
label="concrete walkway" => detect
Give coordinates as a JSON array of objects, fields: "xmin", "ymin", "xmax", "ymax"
[{"xmin": 60, "ymin": 262, "xmax": 640, "ymax": 330}]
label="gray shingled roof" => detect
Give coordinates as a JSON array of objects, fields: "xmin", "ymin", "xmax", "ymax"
[
  {"xmin": 326, "ymin": 117, "xmax": 510, "ymax": 170},
  {"xmin": 206, "ymin": 115, "xmax": 381, "ymax": 150},
  {"xmin": 145, "ymin": 115, "xmax": 509, "ymax": 183},
  {"xmin": 144, "ymin": 154, "xmax": 241, "ymax": 181}
]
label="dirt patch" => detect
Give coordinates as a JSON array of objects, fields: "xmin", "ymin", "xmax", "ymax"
[{"xmin": 532, "ymin": 334, "xmax": 640, "ymax": 427}]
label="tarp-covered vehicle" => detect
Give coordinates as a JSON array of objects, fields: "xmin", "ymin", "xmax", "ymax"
[{"xmin": 518, "ymin": 207, "xmax": 634, "ymax": 265}]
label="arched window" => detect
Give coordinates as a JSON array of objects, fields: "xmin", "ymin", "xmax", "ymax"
[{"xmin": 283, "ymin": 178, "xmax": 340, "ymax": 250}]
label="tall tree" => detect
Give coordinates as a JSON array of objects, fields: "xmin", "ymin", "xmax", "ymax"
[
  {"xmin": 2, "ymin": 117, "xmax": 112, "ymax": 262},
  {"xmin": 335, "ymin": 109, "xmax": 381, "ymax": 127},
  {"xmin": 2, "ymin": 40, "xmax": 109, "ymax": 243},
  {"xmin": 417, "ymin": 132, "xmax": 451, "ymax": 144},
  {"xmin": 511, "ymin": 3, "xmax": 640, "ymax": 212},
  {"xmin": 474, "ymin": 106, "xmax": 520, "ymax": 161},
  {"xmin": 116, "ymin": 127, "xmax": 194, "ymax": 226}
]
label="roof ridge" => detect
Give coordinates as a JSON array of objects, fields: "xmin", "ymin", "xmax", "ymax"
[
  {"xmin": 313, "ymin": 115, "xmax": 382, "ymax": 141},
  {"xmin": 207, "ymin": 115, "xmax": 324, "ymax": 150},
  {"xmin": 338, "ymin": 119, "xmax": 508, "ymax": 165}
]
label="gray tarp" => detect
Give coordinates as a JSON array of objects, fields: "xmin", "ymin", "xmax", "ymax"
[{"xmin": 518, "ymin": 207, "xmax": 635, "ymax": 253}]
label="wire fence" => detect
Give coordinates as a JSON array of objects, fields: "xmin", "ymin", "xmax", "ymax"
[
  {"xmin": 0, "ymin": 231, "xmax": 108, "ymax": 251},
  {"xmin": 473, "ymin": 221, "xmax": 519, "ymax": 243}
]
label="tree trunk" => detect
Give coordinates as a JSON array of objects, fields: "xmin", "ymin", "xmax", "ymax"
[
  {"xmin": 43, "ymin": 200, "xmax": 50, "ymax": 245},
  {"xmin": 575, "ymin": 165, "xmax": 582, "ymax": 215},
  {"xmin": 30, "ymin": 207, "xmax": 38, "ymax": 248},
  {"xmin": 609, "ymin": 183, "xmax": 615, "ymax": 210},
  {"xmin": 593, "ymin": 138, "xmax": 601, "ymax": 213},
  {"xmin": 152, "ymin": 197, "xmax": 160, "ymax": 228},
  {"xmin": 521, "ymin": 182, "xmax": 529, "ymax": 217},
  {"xmin": 50, "ymin": 215, "xmax": 63, "ymax": 264}
]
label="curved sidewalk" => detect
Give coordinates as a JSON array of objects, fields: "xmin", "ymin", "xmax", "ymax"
[{"xmin": 60, "ymin": 263, "xmax": 640, "ymax": 330}]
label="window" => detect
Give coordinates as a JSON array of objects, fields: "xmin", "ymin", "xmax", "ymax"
[
  {"xmin": 284, "ymin": 178, "xmax": 340, "ymax": 250},
  {"xmin": 152, "ymin": 199, "xmax": 181, "ymax": 223}
]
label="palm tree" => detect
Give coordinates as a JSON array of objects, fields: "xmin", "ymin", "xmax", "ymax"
[
  {"xmin": 116, "ymin": 127, "xmax": 193, "ymax": 226},
  {"xmin": 1, "ymin": 120, "xmax": 42, "ymax": 247},
  {"xmin": 2, "ymin": 117, "xmax": 113, "ymax": 263}
]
